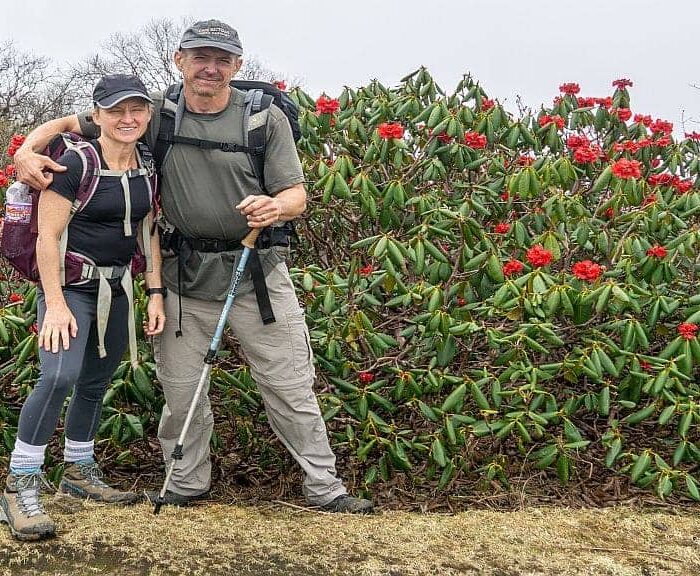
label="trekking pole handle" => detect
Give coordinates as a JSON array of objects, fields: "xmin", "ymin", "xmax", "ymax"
[{"xmin": 241, "ymin": 227, "xmax": 261, "ymax": 249}]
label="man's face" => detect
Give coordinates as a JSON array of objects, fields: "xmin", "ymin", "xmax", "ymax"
[{"xmin": 174, "ymin": 47, "xmax": 242, "ymax": 97}]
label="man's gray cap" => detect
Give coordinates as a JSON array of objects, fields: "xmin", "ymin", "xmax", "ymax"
[{"xmin": 180, "ymin": 20, "xmax": 243, "ymax": 55}]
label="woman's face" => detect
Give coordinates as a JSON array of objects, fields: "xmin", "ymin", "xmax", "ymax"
[{"xmin": 93, "ymin": 97, "xmax": 152, "ymax": 145}]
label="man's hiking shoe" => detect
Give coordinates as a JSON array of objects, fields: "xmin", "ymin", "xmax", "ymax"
[
  {"xmin": 59, "ymin": 461, "xmax": 141, "ymax": 504},
  {"xmin": 320, "ymin": 494, "xmax": 374, "ymax": 514},
  {"xmin": 145, "ymin": 489, "xmax": 210, "ymax": 507},
  {"xmin": 0, "ymin": 472, "xmax": 56, "ymax": 541}
]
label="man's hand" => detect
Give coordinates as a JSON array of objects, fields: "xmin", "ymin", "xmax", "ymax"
[
  {"xmin": 236, "ymin": 195, "xmax": 283, "ymax": 228},
  {"xmin": 14, "ymin": 148, "xmax": 66, "ymax": 190},
  {"xmin": 144, "ymin": 295, "xmax": 166, "ymax": 337}
]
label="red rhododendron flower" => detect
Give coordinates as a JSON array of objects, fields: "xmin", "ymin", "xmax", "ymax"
[
  {"xmin": 634, "ymin": 114, "xmax": 653, "ymax": 127},
  {"xmin": 463, "ymin": 131, "xmax": 488, "ymax": 149},
  {"xmin": 493, "ymin": 223, "xmax": 510, "ymax": 234},
  {"xmin": 274, "ymin": 80, "xmax": 287, "ymax": 91},
  {"xmin": 358, "ymin": 371, "xmax": 375, "ymax": 384},
  {"xmin": 29, "ymin": 322, "xmax": 38, "ymax": 335},
  {"xmin": 611, "ymin": 159, "xmax": 642, "ymax": 179},
  {"xmin": 437, "ymin": 133, "xmax": 452, "ymax": 144},
  {"xmin": 0, "ymin": 173, "xmax": 8, "ymax": 188},
  {"xmin": 8, "ymin": 293, "xmax": 23, "ymax": 303},
  {"xmin": 646, "ymin": 245, "xmax": 667, "ymax": 258},
  {"xmin": 572, "ymin": 260, "xmax": 603, "ymax": 281},
  {"xmin": 526, "ymin": 245, "xmax": 553, "ymax": 267},
  {"xmin": 517, "ymin": 155, "xmax": 534, "ymax": 166},
  {"xmin": 539, "ymin": 115, "xmax": 565, "ymax": 130},
  {"xmin": 566, "ymin": 135, "xmax": 589, "ymax": 149},
  {"xmin": 4, "ymin": 164, "xmax": 15, "ymax": 177},
  {"xmin": 654, "ymin": 135, "xmax": 672, "ymax": 148},
  {"xmin": 612, "ymin": 78, "xmax": 633, "ymax": 89},
  {"xmin": 359, "ymin": 264, "xmax": 374, "ymax": 277},
  {"xmin": 678, "ymin": 323, "xmax": 699, "ymax": 340},
  {"xmin": 604, "ymin": 207, "xmax": 615, "ymax": 219},
  {"xmin": 8, "ymin": 134, "xmax": 26, "ymax": 156},
  {"xmin": 613, "ymin": 141, "xmax": 643, "ymax": 154},
  {"xmin": 650, "ymin": 119, "xmax": 673, "ymax": 134},
  {"xmin": 481, "ymin": 98, "xmax": 495, "ymax": 111},
  {"xmin": 377, "ymin": 122, "xmax": 404, "ymax": 140},
  {"xmin": 595, "ymin": 97, "xmax": 613, "ymax": 108},
  {"xmin": 503, "ymin": 259, "xmax": 524, "ymax": 276},
  {"xmin": 673, "ymin": 177, "xmax": 693, "ymax": 194},
  {"xmin": 685, "ymin": 131, "xmax": 700, "ymax": 141},
  {"xmin": 577, "ymin": 96, "xmax": 596, "ymax": 107},
  {"xmin": 315, "ymin": 95, "xmax": 340, "ymax": 114},
  {"xmin": 559, "ymin": 82, "xmax": 580, "ymax": 95},
  {"xmin": 615, "ymin": 108, "xmax": 632, "ymax": 122},
  {"xmin": 573, "ymin": 146, "xmax": 598, "ymax": 164},
  {"xmin": 647, "ymin": 173, "xmax": 673, "ymax": 187}
]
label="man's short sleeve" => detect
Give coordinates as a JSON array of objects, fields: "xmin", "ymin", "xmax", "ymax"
[
  {"xmin": 76, "ymin": 110, "xmax": 101, "ymax": 139},
  {"xmin": 263, "ymin": 105, "xmax": 305, "ymax": 195}
]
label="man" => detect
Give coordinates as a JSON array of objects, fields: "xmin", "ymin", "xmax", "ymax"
[{"xmin": 14, "ymin": 19, "xmax": 372, "ymax": 514}]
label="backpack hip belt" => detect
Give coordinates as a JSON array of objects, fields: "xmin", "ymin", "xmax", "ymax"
[{"xmin": 160, "ymin": 223, "xmax": 291, "ymax": 328}]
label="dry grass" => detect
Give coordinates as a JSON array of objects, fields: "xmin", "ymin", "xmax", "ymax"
[{"xmin": 0, "ymin": 497, "xmax": 699, "ymax": 576}]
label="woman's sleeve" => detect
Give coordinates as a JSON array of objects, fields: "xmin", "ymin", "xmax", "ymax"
[{"xmin": 49, "ymin": 151, "xmax": 83, "ymax": 203}]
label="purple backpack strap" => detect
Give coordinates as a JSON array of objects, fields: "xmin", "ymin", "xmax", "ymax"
[
  {"xmin": 60, "ymin": 134, "xmax": 102, "ymax": 212},
  {"xmin": 56, "ymin": 135, "xmax": 101, "ymax": 284}
]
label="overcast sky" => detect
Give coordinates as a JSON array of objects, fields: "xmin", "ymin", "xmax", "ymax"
[{"xmin": 4, "ymin": 0, "xmax": 697, "ymax": 134}]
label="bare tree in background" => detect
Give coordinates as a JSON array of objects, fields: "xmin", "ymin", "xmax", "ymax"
[
  {"xmin": 0, "ymin": 17, "xmax": 294, "ymax": 158},
  {"xmin": 67, "ymin": 17, "xmax": 289, "ymax": 108},
  {"xmin": 0, "ymin": 40, "xmax": 79, "ymax": 131}
]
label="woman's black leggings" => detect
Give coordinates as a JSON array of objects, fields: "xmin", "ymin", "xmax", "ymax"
[{"xmin": 17, "ymin": 288, "xmax": 128, "ymax": 445}]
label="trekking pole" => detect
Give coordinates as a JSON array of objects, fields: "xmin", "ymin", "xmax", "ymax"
[{"xmin": 153, "ymin": 227, "xmax": 261, "ymax": 514}]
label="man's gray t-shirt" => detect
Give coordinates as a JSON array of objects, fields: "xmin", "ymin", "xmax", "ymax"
[{"xmin": 78, "ymin": 87, "xmax": 305, "ymax": 300}]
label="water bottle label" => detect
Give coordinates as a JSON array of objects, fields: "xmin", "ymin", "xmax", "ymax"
[{"xmin": 5, "ymin": 203, "xmax": 32, "ymax": 224}]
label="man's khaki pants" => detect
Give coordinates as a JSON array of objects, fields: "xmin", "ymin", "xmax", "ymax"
[{"xmin": 153, "ymin": 262, "xmax": 347, "ymax": 505}]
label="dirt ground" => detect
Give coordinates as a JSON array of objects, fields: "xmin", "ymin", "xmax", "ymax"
[{"xmin": 0, "ymin": 496, "xmax": 698, "ymax": 576}]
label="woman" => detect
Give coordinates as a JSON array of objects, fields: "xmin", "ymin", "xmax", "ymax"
[{"xmin": 0, "ymin": 74, "xmax": 165, "ymax": 541}]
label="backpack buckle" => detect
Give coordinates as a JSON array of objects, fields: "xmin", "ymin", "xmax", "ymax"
[{"xmin": 194, "ymin": 238, "xmax": 223, "ymax": 252}]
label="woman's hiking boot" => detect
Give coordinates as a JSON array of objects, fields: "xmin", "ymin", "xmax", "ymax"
[
  {"xmin": 0, "ymin": 472, "xmax": 56, "ymax": 541},
  {"xmin": 58, "ymin": 461, "xmax": 141, "ymax": 504}
]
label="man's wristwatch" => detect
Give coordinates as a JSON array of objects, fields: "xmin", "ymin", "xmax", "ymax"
[{"xmin": 145, "ymin": 287, "xmax": 168, "ymax": 298}]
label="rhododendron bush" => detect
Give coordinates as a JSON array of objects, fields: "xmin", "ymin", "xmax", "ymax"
[{"xmin": 1, "ymin": 69, "xmax": 700, "ymax": 504}]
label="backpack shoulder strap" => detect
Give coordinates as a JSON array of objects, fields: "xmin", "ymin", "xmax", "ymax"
[
  {"xmin": 153, "ymin": 84, "xmax": 181, "ymax": 172},
  {"xmin": 244, "ymin": 90, "xmax": 274, "ymax": 192},
  {"xmin": 55, "ymin": 135, "xmax": 102, "ymax": 284},
  {"xmin": 61, "ymin": 134, "xmax": 101, "ymax": 213}
]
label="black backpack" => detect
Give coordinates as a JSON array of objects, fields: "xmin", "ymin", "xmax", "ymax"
[{"xmin": 153, "ymin": 80, "xmax": 301, "ymax": 191}]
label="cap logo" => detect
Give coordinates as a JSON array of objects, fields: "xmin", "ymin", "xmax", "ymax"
[{"xmin": 195, "ymin": 24, "xmax": 232, "ymax": 39}]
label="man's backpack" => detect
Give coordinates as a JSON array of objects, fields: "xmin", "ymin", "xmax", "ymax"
[
  {"xmin": 153, "ymin": 79, "xmax": 301, "ymax": 191},
  {"xmin": 0, "ymin": 132, "xmax": 158, "ymax": 285}
]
